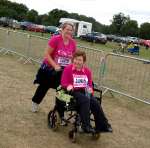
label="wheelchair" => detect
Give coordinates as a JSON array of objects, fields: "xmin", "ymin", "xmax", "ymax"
[{"xmin": 47, "ymin": 83, "xmax": 102, "ymax": 143}]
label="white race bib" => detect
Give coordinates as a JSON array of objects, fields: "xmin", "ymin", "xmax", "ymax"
[
  {"xmin": 73, "ymin": 74, "xmax": 88, "ymax": 88},
  {"xmin": 57, "ymin": 57, "xmax": 71, "ymax": 66}
]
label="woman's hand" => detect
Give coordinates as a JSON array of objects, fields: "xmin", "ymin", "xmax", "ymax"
[
  {"xmin": 54, "ymin": 64, "xmax": 61, "ymax": 71},
  {"xmin": 45, "ymin": 46, "xmax": 61, "ymax": 71},
  {"xmin": 67, "ymin": 85, "xmax": 73, "ymax": 91}
]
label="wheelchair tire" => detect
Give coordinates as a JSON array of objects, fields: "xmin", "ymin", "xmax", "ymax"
[
  {"xmin": 48, "ymin": 110, "xmax": 60, "ymax": 131},
  {"xmin": 68, "ymin": 130, "xmax": 77, "ymax": 143}
]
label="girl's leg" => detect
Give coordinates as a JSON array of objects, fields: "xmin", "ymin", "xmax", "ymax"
[
  {"xmin": 73, "ymin": 91, "xmax": 94, "ymax": 132},
  {"xmin": 90, "ymin": 97, "xmax": 112, "ymax": 132}
]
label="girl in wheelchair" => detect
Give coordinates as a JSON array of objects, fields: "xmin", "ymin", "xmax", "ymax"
[{"xmin": 54, "ymin": 50, "xmax": 112, "ymax": 134}]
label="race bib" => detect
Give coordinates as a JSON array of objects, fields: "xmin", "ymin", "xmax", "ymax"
[
  {"xmin": 57, "ymin": 57, "xmax": 71, "ymax": 66},
  {"xmin": 73, "ymin": 74, "xmax": 88, "ymax": 88}
]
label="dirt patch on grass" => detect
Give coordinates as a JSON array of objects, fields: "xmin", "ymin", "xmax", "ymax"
[{"xmin": 0, "ymin": 54, "xmax": 150, "ymax": 148}]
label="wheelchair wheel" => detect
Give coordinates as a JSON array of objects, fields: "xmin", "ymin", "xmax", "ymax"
[
  {"xmin": 68, "ymin": 130, "xmax": 76, "ymax": 143},
  {"xmin": 48, "ymin": 110, "xmax": 60, "ymax": 131},
  {"xmin": 92, "ymin": 132, "xmax": 100, "ymax": 140}
]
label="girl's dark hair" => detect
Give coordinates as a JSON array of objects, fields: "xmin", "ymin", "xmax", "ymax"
[{"xmin": 72, "ymin": 50, "xmax": 86, "ymax": 62}]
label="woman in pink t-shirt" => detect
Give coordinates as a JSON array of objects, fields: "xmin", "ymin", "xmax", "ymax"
[
  {"xmin": 32, "ymin": 22, "xmax": 77, "ymax": 112},
  {"xmin": 59, "ymin": 51, "xmax": 112, "ymax": 133}
]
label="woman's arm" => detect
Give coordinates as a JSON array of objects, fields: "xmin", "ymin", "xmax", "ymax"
[
  {"xmin": 61, "ymin": 66, "xmax": 73, "ymax": 89},
  {"xmin": 44, "ymin": 46, "xmax": 61, "ymax": 71}
]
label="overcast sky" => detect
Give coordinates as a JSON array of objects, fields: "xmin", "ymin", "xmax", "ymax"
[{"xmin": 11, "ymin": 0, "xmax": 150, "ymax": 26}]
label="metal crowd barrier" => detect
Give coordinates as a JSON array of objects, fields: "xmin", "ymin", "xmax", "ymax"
[
  {"xmin": 0, "ymin": 27, "xmax": 150, "ymax": 105},
  {"xmin": 78, "ymin": 45, "xmax": 104, "ymax": 83},
  {"xmin": 0, "ymin": 28, "xmax": 48, "ymax": 64},
  {"xmin": 102, "ymin": 53, "xmax": 150, "ymax": 104}
]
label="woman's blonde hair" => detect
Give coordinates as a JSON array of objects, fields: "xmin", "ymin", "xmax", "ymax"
[{"xmin": 61, "ymin": 22, "xmax": 74, "ymax": 31}]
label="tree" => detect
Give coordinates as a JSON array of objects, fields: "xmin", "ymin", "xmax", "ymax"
[
  {"xmin": 48, "ymin": 9, "xmax": 69, "ymax": 26},
  {"xmin": 111, "ymin": 12, "xmax": 130, "ymax": 34},
  {"xmin": 121, "ymin": 20, "xmax": 138, "ymax": 37},
  {"xmin": 92, "ymin": 21, "xmax": 103, "ymax": 32},
  {"xmin": 101, "ymin": 25, "xmax": 110, "ymax": 34},
  {"xmin": 11, "ymin": 3, "xmax": 28, "ymax": 20},
  {"xmin": 38, "ymin": 14, "xmax": 49, "ymax": 26},
  {"xmin": 0, "ymin": 0, "xmax": 28, "ymax": 20},
  {"xmin": 109, "ymin": 24, "xmax": 118, "ymax": 34},
  {"xmin": 139, "ymin": 23, "xmax": 150, "ymax": 39},
  {"xmin": 69, "ymin": 13, "xmax": 80, "ymax": 20},
  {"xmin": 26, "ymin": 9, "xmax": 38, "ymax": 23},
  {"xmin": 0, "ymin": 6, "xmax": 17, "ymax": 18}
]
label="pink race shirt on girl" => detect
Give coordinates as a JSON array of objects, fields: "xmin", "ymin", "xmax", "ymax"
[
  {"xmin": 61, "ymin": 64, "xmax": 93, "ymax": 90},
  {"xmin": 43, "ymin": 35, "xmax": 76, "ymax": 67}
]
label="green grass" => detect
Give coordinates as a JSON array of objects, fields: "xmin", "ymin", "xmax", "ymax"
[
  {"xmin": 76, "ymin": 38, "xmax": 150, "ymax": 60},
  {"xmin": 13, "ymin": 29, "xmax": 149, "ymax": 101},
  {"xmin": 2, "ymin": 27, "xmax": 150, "ymax": 60},
  {"xmin": 19, "ymin": 29, "xmax": 51, "ymax": 39},
  {"xmin": 76, "ymin": 38, "xmax": 118, "ymax": 51}
]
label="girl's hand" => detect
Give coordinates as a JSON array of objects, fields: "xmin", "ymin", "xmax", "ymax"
[
  {"xmin": 87, "ymin": 87, "xmax": 93, "ymax": 94},
  {"xmin": 67, "ymin": 85, "xmax": 73, "ymax": 91}
]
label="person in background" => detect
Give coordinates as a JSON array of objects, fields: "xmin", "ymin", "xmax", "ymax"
[
  {"xmin": 127, "ymin": 41, "xmax": 134, "ymax": 52},
  {"xmin": 31, "ymin": 22, "xmax": 77, "ymax": 112}
]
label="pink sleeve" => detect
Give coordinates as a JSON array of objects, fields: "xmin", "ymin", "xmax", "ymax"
[
  {"xmin": 61, "ymin": 65, "xmax": 72, "ymax": 88},
  {"xmin": 87, "ymin": 68, "xmax": 93, "ymax": 88},
  {"xmin": 48, "ymin": 36, "xmax": 57, "ymax": 49}
]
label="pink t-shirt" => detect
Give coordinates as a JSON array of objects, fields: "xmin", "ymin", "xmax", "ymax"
[
  {"xmin": 43, "ymin": 35, "xmax": 76, "ymax": 67},
  {"xmin": 61, "ymin": 64, "xmax": 93, "ymax": 90}
]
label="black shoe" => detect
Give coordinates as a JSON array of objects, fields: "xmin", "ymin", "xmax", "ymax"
[
  {"xmin": 100, "ymin": 124, "xmax": 113, "ymax": 133},
  {"xmin": 106, "ymin": 123, "xmax": 113, "ymax": 132},
  {"xmin": 60, "ymin": 117, "xmax": 67, "ymax": 126},
  {"xmin": 82, "ymin": 126, "xmax": 95, "ymax": 134}
]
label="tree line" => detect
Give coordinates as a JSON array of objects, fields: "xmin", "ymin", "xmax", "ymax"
[{"xmin": 0, "ymin": 0, "xmax": 150, "ymax": 39}]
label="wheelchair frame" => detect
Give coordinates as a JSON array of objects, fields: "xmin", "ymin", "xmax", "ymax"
[{"xmin": 47, "ymin": 83, "xmax": 102, "ymax": 142}]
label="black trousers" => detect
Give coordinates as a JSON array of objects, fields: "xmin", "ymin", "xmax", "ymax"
[
  {"xmin": 32, "ymin": 63, "xmax": 63, "ymax": 104},
  {"xmin": 32, "ymin": 84, "xmax": 50, "ymax": 104},
  {"xmin": 90, "ymin": 97, "xmax": 109, "ymax": 131},
  {"xmin": 73, "ymin": 91, "xmax": 91, "ymax": 129},
  {"xmin": 55, "ymin": 90, "xmax": 109, "ymax": 131}
]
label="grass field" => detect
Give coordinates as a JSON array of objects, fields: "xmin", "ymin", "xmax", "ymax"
[
  {"xmin": 20, "ymin": 29, "xmax": 150, "ymax": 60},
  {"xmin": 0, "ymin": 54, "xmax": 150, "ymax": 148},
  {"xmin": 1, "ymin": 27, "xmax": 150, "ymax": 60}
]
